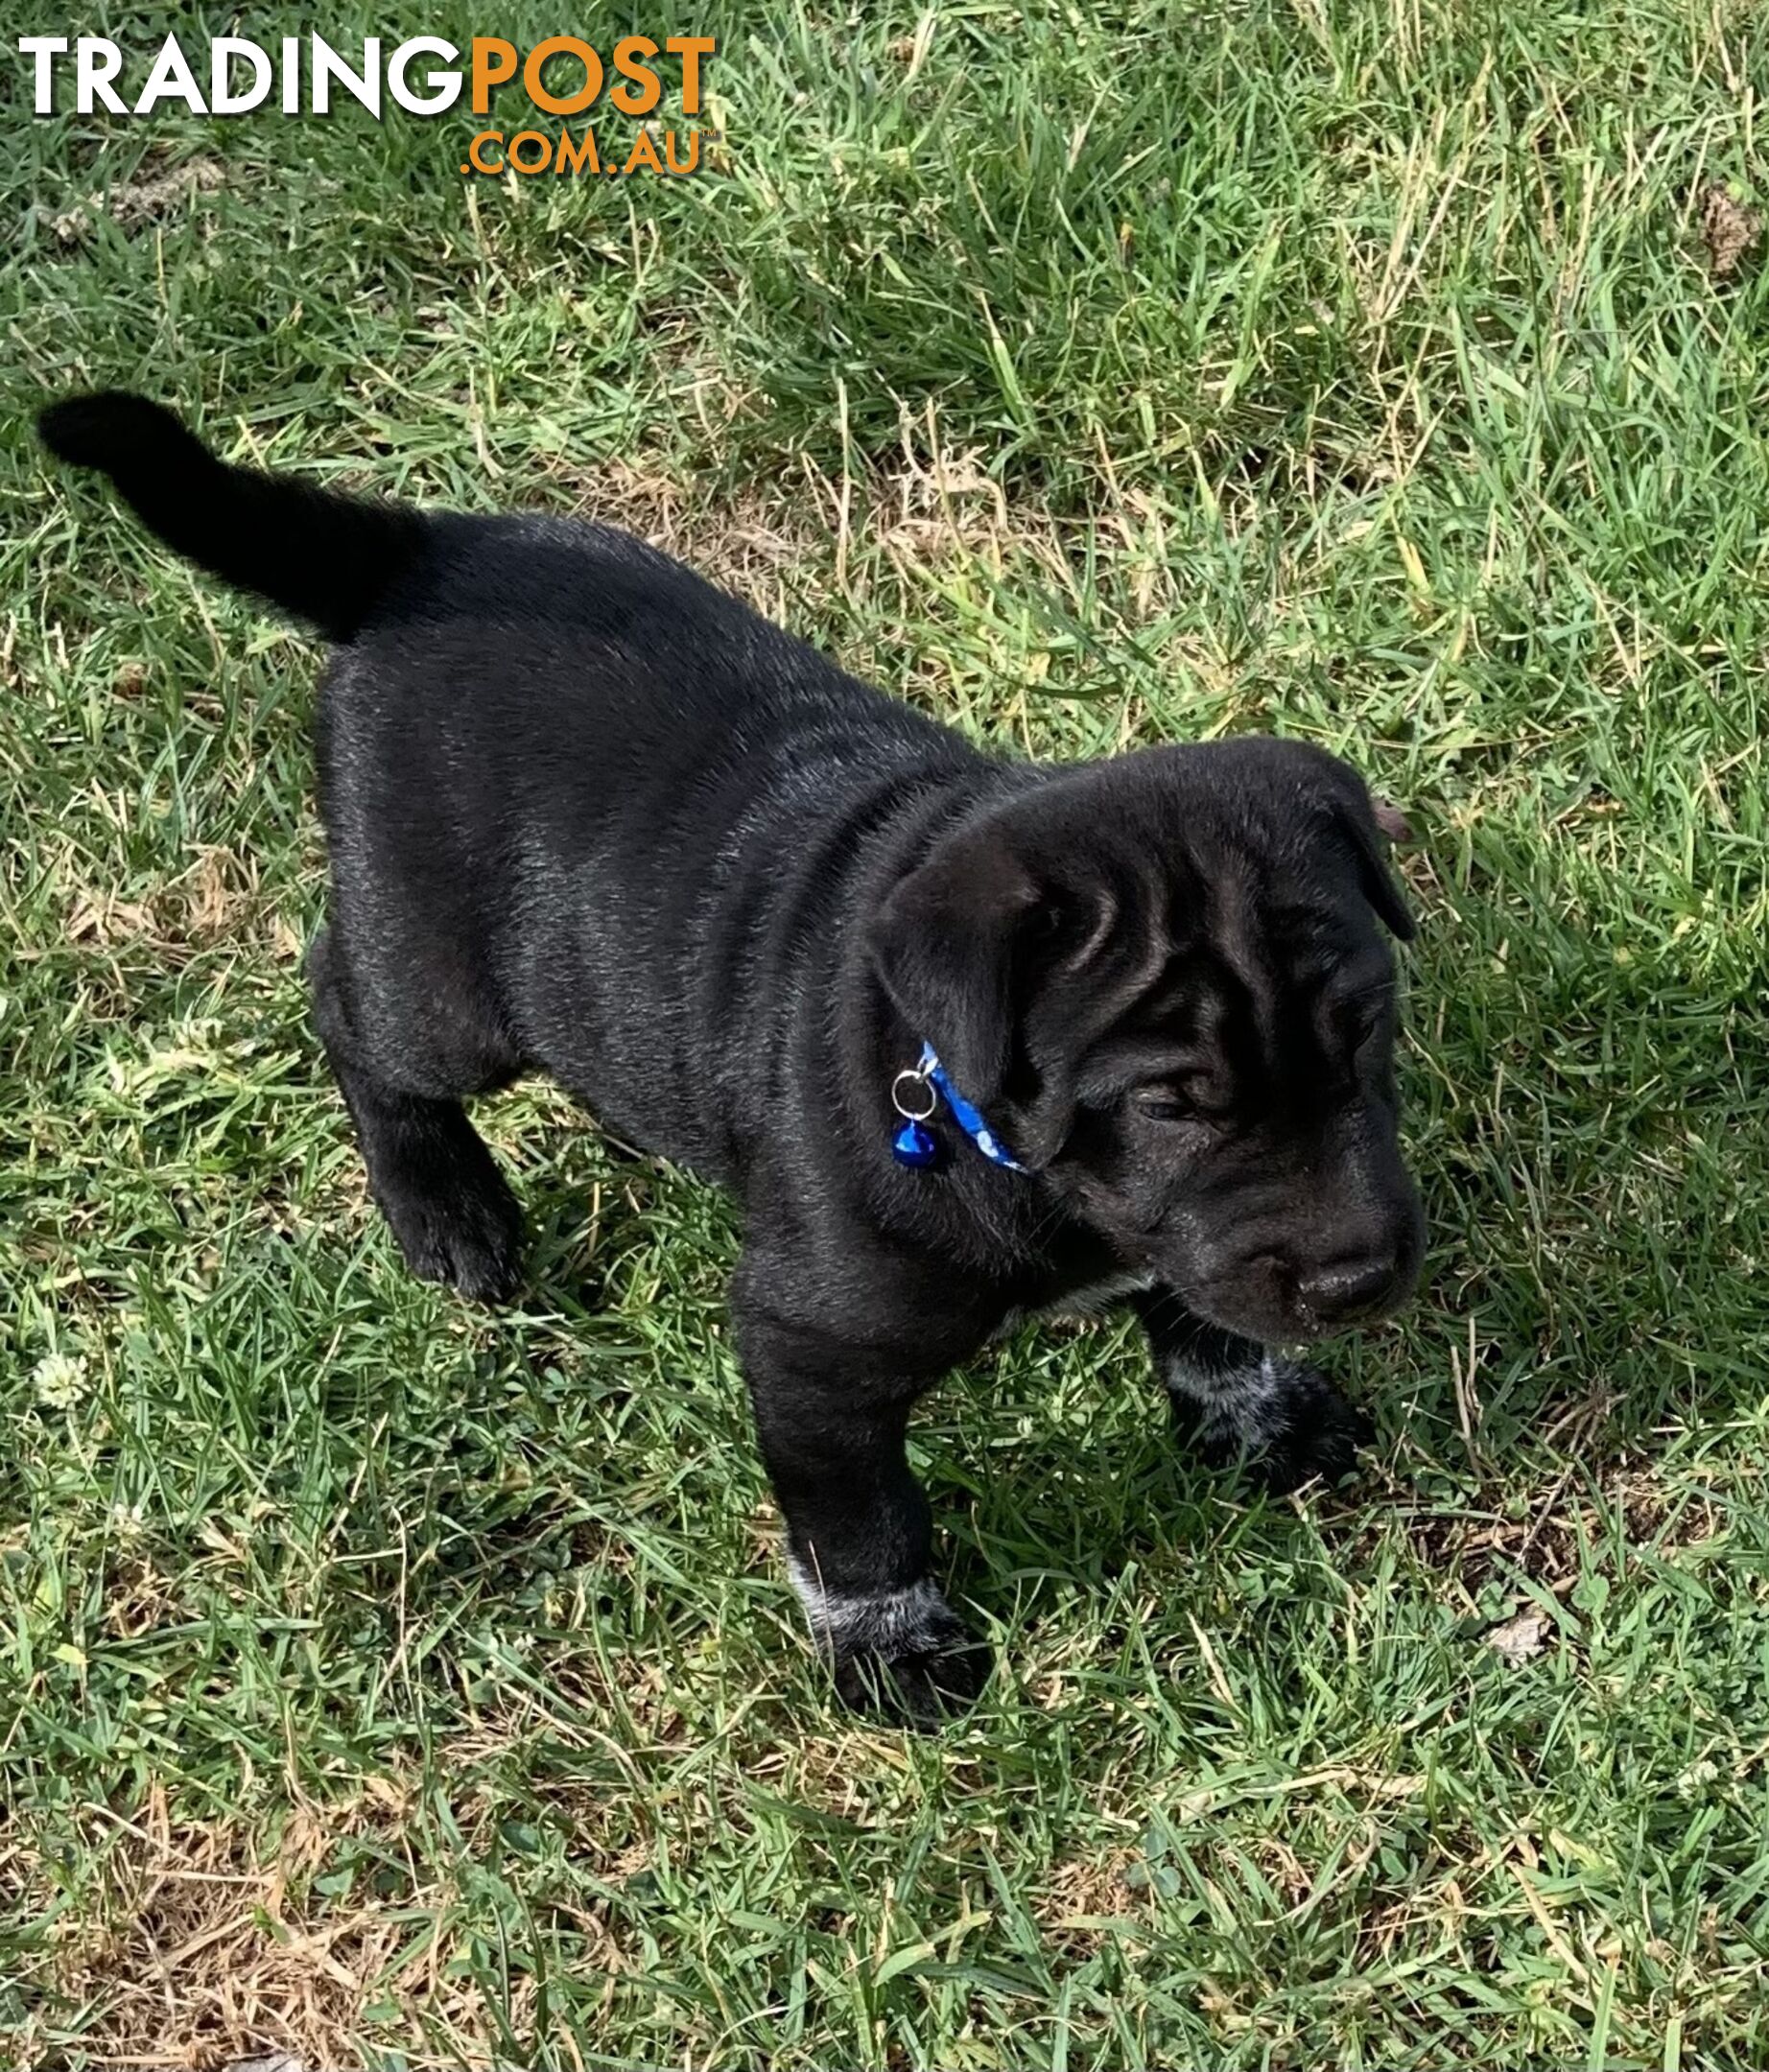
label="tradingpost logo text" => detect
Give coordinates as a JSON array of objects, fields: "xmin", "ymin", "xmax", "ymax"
[{"xmin": 18, "ymin": 34, "xmax": 719, "ymax": 178}]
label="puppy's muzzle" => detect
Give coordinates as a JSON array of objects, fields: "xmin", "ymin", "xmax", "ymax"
[
  {"xmin": 1292, "ymin": 1248, "xmax": 1412, "ymax": 1330},
  {"xmin": 1191, "ymin": 1188, "xmax": 1423, "ymax": 1344}
]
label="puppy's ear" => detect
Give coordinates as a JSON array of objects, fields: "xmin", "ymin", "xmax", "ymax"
[
  {"xmin": 1372, "ymin": 794, "xmax": 1414, "ymax": 844},
  {"xmin": 1310, "ymin": 758, "xmax": 1416, "ymax": 940},
  {"xmin": 1342, "ymin": 794, "xmax": 1416, "ymax": 940},
  {"xmin": 869, "ymin": 829, "xmax": 1043, "ymax": 1117}
]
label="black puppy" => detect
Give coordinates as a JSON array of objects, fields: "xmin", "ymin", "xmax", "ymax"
[{"xmin": 39, "ymin": 394, "xmax": 1425, "ymax": 1718}]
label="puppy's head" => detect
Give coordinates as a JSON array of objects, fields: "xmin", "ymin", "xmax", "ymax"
[{"xmin": 871, "ymin": 737, "xmax": 1424, "ymax": 1345}]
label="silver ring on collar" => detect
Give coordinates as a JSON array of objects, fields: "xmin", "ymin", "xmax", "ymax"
[{"xmin": 890, "ymin": 1068, "xmax": 937, "ymax": 1122}]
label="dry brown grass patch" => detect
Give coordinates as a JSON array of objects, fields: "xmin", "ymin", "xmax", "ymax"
[
  {"xmin": 14, "ymin": 1784, "xmax": 413, "ymax": 2069},
  {"xmin": 1386, "ymin": 1461, "xmax": 1725, "ymax": 1608},
  {"xmin": 1033, "ymin": 1843, "xmax": 1141, "ymax": 1955},
  {"xmin": 8, "ymin": 1735, "xmax": 651, "ymax": 2071},
  {"xmin": 53, "ymin": 154, "xmax": 228, "ymax": 247}
]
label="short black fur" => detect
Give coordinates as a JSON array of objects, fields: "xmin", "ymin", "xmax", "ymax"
[{"xmin": 41, "ymin": 394, "xmax": 1427, "ymax": 1721}]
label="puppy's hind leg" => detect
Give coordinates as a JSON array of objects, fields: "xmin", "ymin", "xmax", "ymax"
[
  {"xmin": 308, "ymin": 926, "xmax": 524, "ymax": 1302},
  {"xmin": 1135, "ymin": 1289, "xmax": 1373, "ymax": 1495}
]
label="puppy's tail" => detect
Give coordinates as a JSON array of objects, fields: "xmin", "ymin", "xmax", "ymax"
[{"xmin": 37, "ymin": 391, "xmax": 427, "ymax": 642}]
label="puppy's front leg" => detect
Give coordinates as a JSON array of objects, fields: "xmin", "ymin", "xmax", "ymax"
[
  {"xmin": 1135, "ymin": 1289, "xmax": 1373, "ymax": 1494},
  {"xmin": 735, "ymin": 1308, "xmax": 984, "ymax": 1722}
]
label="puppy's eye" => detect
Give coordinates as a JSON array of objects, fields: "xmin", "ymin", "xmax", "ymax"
[
  {"xmin": 1350, "ymin": 1000, "xmax": 1391, "ymax": 1052},
  {"xmin": 1133, "ymin": 1086, "xmax": 1194, "ymax": 1122}
]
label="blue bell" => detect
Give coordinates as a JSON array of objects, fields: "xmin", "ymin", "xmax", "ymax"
[{"xmin": 892, "ymin": 1118, "xmax": 938, "ymax": 1168}]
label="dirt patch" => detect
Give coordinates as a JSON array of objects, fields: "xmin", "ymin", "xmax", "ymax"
[
  {"xmin": 52, "ymin": 153, "xmax": 227, "ymax": 244},
  {"xmin": 1387, "ymin": 1465, "xmax": 1722, "ymax": 1603},
  {"xmin": 1699, "ymin": 181, "xmax": 1761, "ymax": 280}
]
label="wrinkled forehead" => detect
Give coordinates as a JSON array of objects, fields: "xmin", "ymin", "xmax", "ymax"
[
  {"xmin": 1194, "ymin": 847, "xmax": 1390, "ymax": 990},
  {"xmin": 1048, "ymin": 840, "xmax": 1394, "ymax": 1074},
  {"xmin": 1128, "ymin": 915, "xmax": 1391, "ymax": 1041},
  {"xmin": 1066, "ymin": 917, "xmax": 1393, "ymax": 1121},
  {"xmin": 1026, "ymin": 751, "xmax": 1396, "ymax": 1039}
]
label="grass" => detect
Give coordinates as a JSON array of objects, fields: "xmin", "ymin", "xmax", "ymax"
[{"xmin": 3, "ymin": 0, "xmax": 1768, "ymax": 2063}]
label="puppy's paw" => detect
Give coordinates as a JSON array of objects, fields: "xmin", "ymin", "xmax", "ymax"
[
  {"xmin": 790, "ymin": 1565, "xmax": 986, "ymax": 1725},
  {"xmin": 1251, "ymin": 1367, "xmax": 1374, "ymax": 1495},
  {"xmin": 833, "ymin": 1632, "xmax": 989, "ymax": 1727},
  {"xmin": 379, "ymin": 1172, "xmax": 524, "ymax": 1304}
]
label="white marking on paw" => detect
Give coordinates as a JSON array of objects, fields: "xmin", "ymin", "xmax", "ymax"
[
  {"xmin": 1163, "ymin": 1347, "xmax": 1293, "ymax": 1448},
  {"xmin": 789, "ymin": 1557, "xmax": 957, "ymax": 1659}
]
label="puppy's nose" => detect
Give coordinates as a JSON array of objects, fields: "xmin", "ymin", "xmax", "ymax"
[{"xmin": 1296, "ymin": 1254, "xmax": 1400, "ymax": 1326}]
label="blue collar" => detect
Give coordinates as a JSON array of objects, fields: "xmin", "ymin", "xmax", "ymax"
[{"xmin": 918, "ymin": 1042, "xmax": 1026, "ymax": 1171}]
